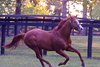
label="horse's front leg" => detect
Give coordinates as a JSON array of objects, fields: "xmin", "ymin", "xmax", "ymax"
[
  {"xmin": 56, "ymin": 50, "xmax": 69, "ymax": 66},
  {"xmin": 67, "ymin": 46, "xmax": 85, "ymax": 67}
]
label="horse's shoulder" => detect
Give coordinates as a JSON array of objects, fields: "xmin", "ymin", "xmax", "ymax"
[
  {"xmin": 51, "ymin": 37, "xmax": 67, "ymax": 50},
  {"xmin": 65, "ymin": 37, "xmax": 72, "ymax": 45},
  {"xmin": 52, "ymin": 36, "xmax": 65, "ymax": 45}
]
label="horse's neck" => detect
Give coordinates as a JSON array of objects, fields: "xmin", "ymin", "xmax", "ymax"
[
  {"xmin": 52, "ymin": 18, "xmax": 72, "ymax": 44},
  {"xmin": 52, "ymin": 18, "xmax": 72, "ymax": 39},
  {"xmin": 53, "ymin": 19, "xmax": 67, "ymax": 31},
  {"xmin": 58, "ymin": 21, "xmax": 72, "ymax": 39}
]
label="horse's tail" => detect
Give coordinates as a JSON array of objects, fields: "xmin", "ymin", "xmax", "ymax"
[{"xmin": 3, "ymin": 33, "xmax": 25, "ymax": 49}]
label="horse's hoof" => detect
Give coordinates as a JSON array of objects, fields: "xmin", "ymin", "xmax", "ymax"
[
  {"xmin": 49, "ymin": 65, "xmax": 52, "ymax": 67},
  {"xmin": 49, "ymin": 64, "xmax": 52, "ymax": 67},
  {"xmin": 58, "ymin": 63, "xmax": 64, "ymax": 66},
  {"xmin": 82, "ymin": 63, "xmax": 85, "ymax": 67}
]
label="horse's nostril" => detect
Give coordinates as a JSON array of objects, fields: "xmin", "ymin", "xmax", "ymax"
[{"xmin": 81, "ymin": 27, "xmax": 84, "ymax": 30}]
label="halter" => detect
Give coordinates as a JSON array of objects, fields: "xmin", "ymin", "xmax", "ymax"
[{"xmin": 69, "ymin": 16, "xmax": 83, "ymax": 31}]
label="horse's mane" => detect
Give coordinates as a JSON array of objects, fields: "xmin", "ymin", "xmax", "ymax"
[
  {"xmin": 56, "ymin": 16, "xmax": 77, "ymax": 31},
  {"xmin": 55, "ymin": 17, "xmax": 71, "ymax": 30}
]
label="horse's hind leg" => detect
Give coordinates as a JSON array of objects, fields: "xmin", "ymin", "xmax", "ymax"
[
  {"xmin": 67, "ymin": 46, "xmax": 85, "ymax": 67},
  {"xmin": 56, "ymin": 50, "xmax": 69, "ymax": 66},
  {"xmin": 33, "ymin": 47, "xmax": 52, "ymax": 67}
]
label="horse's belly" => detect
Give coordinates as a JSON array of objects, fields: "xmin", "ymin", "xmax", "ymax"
[{"xmin": 37, "ymin": 39, "xmax": 53, "ymax": 51}]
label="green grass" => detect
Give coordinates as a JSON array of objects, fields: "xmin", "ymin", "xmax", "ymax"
[{"xmin": 0, "ymin": 36, "xmax": 100, "ymax": 67}]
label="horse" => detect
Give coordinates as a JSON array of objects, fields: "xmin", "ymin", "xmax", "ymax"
[{"xmin": 3, "ymin": 16, "xmax": 85, "ymax": 67}]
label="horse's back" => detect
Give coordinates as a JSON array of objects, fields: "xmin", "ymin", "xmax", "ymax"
[
  {"xmin": 24, "ymin": 29, "xmax": 52, "ymax": 39},
  {"xmin": 23, "ymin": 29, "xmax": 54, "ymax": 50}
]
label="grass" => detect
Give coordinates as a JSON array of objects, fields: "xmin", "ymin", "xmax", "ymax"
[{"xmin": 0, "ymin": 36, "xmax": 100, "ymax": 67}]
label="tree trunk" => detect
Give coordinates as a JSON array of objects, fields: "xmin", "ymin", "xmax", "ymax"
[
  {"xmin": 83, "ymin": 0, "xmax": 87, "ymax": 18},
  {"xmin": 15, "ymin": 0, "xmax": 21, "ymax": 14},
  {"xmin": 62, "ymin": 0, "xmax": 67, "ymax": 18}
]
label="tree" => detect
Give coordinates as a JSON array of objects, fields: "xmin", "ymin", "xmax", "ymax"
[
  {"xmin": 83, "ymin": 0, "xmax": 88, "ymax": 18},
  {"xmin": 15, "ymin": 0, "xmax": 21, "ymax": 14}
]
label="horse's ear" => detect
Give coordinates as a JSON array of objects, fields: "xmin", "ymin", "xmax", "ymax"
[
  {"xmin": 68, "ymin": 12, "xmax": 71, "ymax": 17},
  {"xmin": 75, "ymin": 15, "xmax": 77, "ymax": 18}
]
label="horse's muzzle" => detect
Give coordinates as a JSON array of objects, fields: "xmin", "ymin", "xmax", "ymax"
[{"xmin": 78, "ymin": 27, "xmax": 84, "ymax": 34}]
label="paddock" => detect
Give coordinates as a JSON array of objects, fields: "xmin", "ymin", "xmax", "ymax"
[{"xmin": 0, "ymin": 36, "xmax": 100, "ymax": 67}]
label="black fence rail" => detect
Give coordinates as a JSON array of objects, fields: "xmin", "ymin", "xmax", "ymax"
[{"xmin": 0, "ymin": 15, "xmax": 100, "ymax": 58}]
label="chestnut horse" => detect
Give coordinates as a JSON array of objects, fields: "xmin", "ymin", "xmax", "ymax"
[{"xmin": 4, "ymin": 16, "xmax": 85, "ymax": 67}]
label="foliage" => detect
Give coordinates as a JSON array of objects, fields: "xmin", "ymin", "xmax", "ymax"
[
  {"xmin": 22, "ymin": 0, "xmax": 50, "ymax": 15},
  {"xmin": 87, "ymin": 0, "xmax": 97, "ymax": 18},
  {"xmin": 91, "ymin": 1, "xmax": 100, "ymax": 19},
  {"xmin": 21, "ymin": 2, "xmax": 35, "ymax": 15},
  {"xmin": 30, "ymin": 0, "xmax": 62, "ymax": 15},
  {"xmin": 0, "ymin": 0, "xmax": 16, "ymax": 15},
  {"xmin": 46, "ymin": 0, "xmax": 62, "ymax": 15},
  {"xmin": 33, "ymin": 3, "xmax": 50, "ymax": 15},
  {"xmin": 0, "ymin": 0, "xmax": 100, "ymax": 19}
]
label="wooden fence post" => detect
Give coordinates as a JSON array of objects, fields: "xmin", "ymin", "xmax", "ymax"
[
  {"xmin": 14, "ymin": 19, "xmax": 18, "ymax": 36},
  {"xmin": 1, "ymin": 25, "xmax": 6, "ymax": 55},
  {"xmin": 87, "ymin": 20, "xmax": 93, "ymax": 58}
]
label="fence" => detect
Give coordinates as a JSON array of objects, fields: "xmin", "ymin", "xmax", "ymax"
[{"xmin": 0, "ymin": 15, "xmax": 100, "ymax": 58}]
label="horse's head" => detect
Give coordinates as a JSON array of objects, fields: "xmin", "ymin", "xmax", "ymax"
[{"xmin": 70, "ymin": 16, "xmax": 83, "ymax": 32}]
